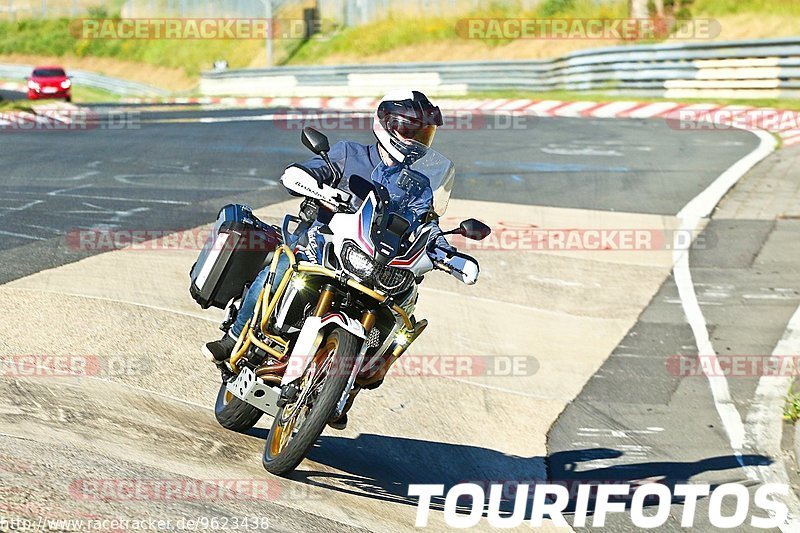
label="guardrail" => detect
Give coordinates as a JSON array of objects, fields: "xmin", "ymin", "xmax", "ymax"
[
  {"xmin": 200, "ymin": 37, "xmax": 800, "ymax": 100},
  {"xmin": 0, "ymin": 64, "xmax": 169, "ymax": 97}
]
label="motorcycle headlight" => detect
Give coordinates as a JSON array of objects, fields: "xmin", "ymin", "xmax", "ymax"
[
  {"xmin": 375, "ymin": 265, "xmax": 415, "ymax": 294},
  {"xmin": 341, "ymin": 242, "xmax": 375, "ymax": 279}
]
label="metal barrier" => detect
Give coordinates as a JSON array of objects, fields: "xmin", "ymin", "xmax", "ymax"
[
  {"xmin": 200, "ymin": 37, "xmax": 800, "ymax": 100},
  {"xmin": 0, "ymin": 64, "xmax": 169, "ymax": 97}
]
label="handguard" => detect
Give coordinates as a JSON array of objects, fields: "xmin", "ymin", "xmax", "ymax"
[
  {"xmin": 431, "ymin": 246, "xmax": 480, "ymax": 285},
  {"xmin": 282, "ymin": 166, "xmax": 352, "ymax": 206}
]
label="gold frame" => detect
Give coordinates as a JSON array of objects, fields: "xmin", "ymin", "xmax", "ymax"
[{"xmin": 228, "ymin": 244, "xmax": 416, "ymax": 373}]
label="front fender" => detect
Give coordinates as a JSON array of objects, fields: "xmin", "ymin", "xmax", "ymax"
[{"xmin": 281, "ymin": 313, "xmax": 366, "ymax": 385}]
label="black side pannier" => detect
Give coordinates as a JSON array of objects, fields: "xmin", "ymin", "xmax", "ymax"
[{"xmin": 190, "ymin": 204, "xmax": 280, "ymax": 309}]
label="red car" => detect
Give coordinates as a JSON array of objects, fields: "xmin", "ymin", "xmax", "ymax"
[{"xmin": 27, "ymin": 66, "xmax": 72, "ymax": 102}]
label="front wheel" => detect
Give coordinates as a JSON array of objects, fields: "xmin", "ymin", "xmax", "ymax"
[
  {"xmin": 263, "ymin": 328, "xmax": 359, "ymax": 476},
  {"xmin": 214, "ymin": 382, "xmax": 263, "ymax": 432}
]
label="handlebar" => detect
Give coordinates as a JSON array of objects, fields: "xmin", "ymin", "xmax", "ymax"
[{"xmin": 316, "ymin": 197, "xmax": 354, "ymax": 214}]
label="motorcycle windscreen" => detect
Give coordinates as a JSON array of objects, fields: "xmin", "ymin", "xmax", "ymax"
[{"xmin": 410, "ymin": 149, "xmax": 455, "ymax": 217}]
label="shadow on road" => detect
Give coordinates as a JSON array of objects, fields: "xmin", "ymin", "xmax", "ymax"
[
  {"xmin": 288, "ymin": 433, "xmax": 545, "ymax": 512},
  {"xmin": 270, "ymin": 434, "xmax": 771, "ymax": 516},
  {"xmin": 549, "ymin": 448, "xmax": 771, "ymax": 512}
]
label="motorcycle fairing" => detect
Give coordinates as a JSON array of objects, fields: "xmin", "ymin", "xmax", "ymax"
[{"xmin": 281, "ymin": 312, "xmax": 367, "ymax": 386}]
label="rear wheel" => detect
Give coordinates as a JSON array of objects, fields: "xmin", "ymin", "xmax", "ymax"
[
  {"xmin": 214, "ymin": 382, "xmax": 263, "ymax": 432},
  {"xmin": 262, "ymin": 328, "xmax": 359, "ymax": 475}
]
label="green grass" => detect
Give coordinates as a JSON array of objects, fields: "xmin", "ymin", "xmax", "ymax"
[
  {"xmin": 71, "ymin": 84, "xmax": 122, "ymax": 103},
  {"xmin": 288, "ymin": 0, "xmax": 628, "ymax": 65},
  {"xmin": 0, "ymin": 99, "xmax": 32, "ymax": 111},
  {"xmin": 693, "ymin": 0, "xmax": 800, "ymax": 16},
  {"xmin": 0, "ymin": 18, "xmax": 276, "ymax": 77},
  {"xmin": 784, "ymin": 391, "xmax": 800, "ymax": 422},
  {"xmin": 0, "ymin": 0, "xmax": 798, "ymax": 91}
]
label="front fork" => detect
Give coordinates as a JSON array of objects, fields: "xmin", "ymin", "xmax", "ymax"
[{"xmin": 332, "ymin": 316, "xmax": 429, "ymax": 419}]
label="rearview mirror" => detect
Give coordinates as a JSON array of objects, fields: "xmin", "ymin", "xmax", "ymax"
[
  {"xmin": 458, "ymin": 218, "xmax": 491, "ymax": 241},
  {"xmin": 301, "ymin": 127, "xmax": 330, "ymax": 155}
]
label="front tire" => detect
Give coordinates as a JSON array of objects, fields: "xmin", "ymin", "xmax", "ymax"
[
  {"xmin": 263, "ymin": 328, "xmax": 358, "ymax": 476},
  {"xmin": 214, "ymin": 382, "xmax": 263, "ymax": 432}
]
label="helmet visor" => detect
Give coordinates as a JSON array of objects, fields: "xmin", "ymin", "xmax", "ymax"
[{"xmin": 387, "ymin": 116, "xmax": 437, "ymax": 148}]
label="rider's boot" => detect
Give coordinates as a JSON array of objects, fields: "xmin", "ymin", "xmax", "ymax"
[{"xmin": 202, "ymin": 334, "xmax": 237, "ymax": 364}]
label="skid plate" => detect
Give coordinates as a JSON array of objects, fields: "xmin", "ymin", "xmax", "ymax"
[{"xmin": 226, "ymin": 367, "xmax": 281, "ymax": 417}]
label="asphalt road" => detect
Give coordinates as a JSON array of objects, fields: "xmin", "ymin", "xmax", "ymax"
[
  {"xmin": 0, "ymin": 103, "xmax": 791, "ymax": 531},
  {"xmin": 548, "ymin": 147, "xmax": 800, "ymax": 531},
  {"xmin": 0, "ymin": 89, "xmax": 24, "ymax": 102},
  {"xmin": 0, "ymin": 105, "xmax": 756, "ymax": 284}
]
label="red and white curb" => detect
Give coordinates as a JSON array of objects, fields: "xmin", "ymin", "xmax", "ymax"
[
  {"xmin": 0, "ymin": 101, "xmax": 79, "ymax": 129},
  {"xmin": 123, "ymin": 95, "xmax": 800, "ymax": 148}
]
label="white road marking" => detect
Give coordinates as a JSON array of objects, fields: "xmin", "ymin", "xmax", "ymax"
[
  {"xmin": 745, "ymin": 304, "xmax": 800, "ymax": 531},
  {"xmin": 31, "ymin": 186, "xmax": 191, "ymax": 206},
  {"xmin": 22, "ymin": 224, "xmax": 62, "ymax": 234},
  {"xmin": 170, "ymin": 112, "xmax": 373, "ymax": 124},
  {"xmin": 541, "ymin": 146, "xmax": 623, "ymax": 157},
  {"xmin": 35, "ymin": 170, "xmax": 99, "ymax": 181},
  {"xmin": 0, "ymin": 230, "xmax": 46, "ymax": 241},
  {"xmin": 5, "ymin": 286, "xmax": 222, "ymax": 324},
  {"xmin": 672, "ymin": 130, "xmax": 786, "ymax": 494},
  {"xmin": 526, "ymin": 274, "xmax": 590, "ymax": 288},
  {"xmin": 47, "ymin": 184, "xmax": 92, "ymax": 196},
  {"xmin": 577, "ymin": 427, "xmax": 664, "ymax": 436},
  {"xmin": 66, "ymin": 203, "xmax": 150, "ymax": 223},
  {"xmin": 0, "ymin": 200, "xmax": 43, "ymax": 213},
  {"xmin": 437, "ymin": 375, "xmax": 574, "ymax": 401}
]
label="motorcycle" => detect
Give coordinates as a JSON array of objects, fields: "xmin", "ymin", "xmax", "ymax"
[{"xmin": 191, "ymin": 127, "xmax": 491, "ymax": 476}]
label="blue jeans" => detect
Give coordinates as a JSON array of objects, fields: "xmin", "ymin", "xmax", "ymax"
[{"xmin": 230, "ymin": 254, "xmax": 291, "ymax": 337}]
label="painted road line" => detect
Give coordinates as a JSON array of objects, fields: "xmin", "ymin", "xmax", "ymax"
[
  {"xmin": 672, "ymin": 130, "xmax": 777, "ymax": 476},
  {"xmin": 745, "ymin": 304, "xmax": 800, "ymax": 531}
]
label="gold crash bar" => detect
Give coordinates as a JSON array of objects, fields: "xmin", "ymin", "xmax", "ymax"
[{"xmin": 229, "ymin": 245, "xmax": 414, "ymax": 371}]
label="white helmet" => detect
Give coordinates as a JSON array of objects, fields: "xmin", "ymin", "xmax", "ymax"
[{"xmin": 373, "ymin": 90, "xmax": 443, "ymax": 165}]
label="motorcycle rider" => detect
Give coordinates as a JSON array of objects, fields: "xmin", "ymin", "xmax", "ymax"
[{"xmin": 203, "ymin": 90, "xmax": 468, "ymax": 427}]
